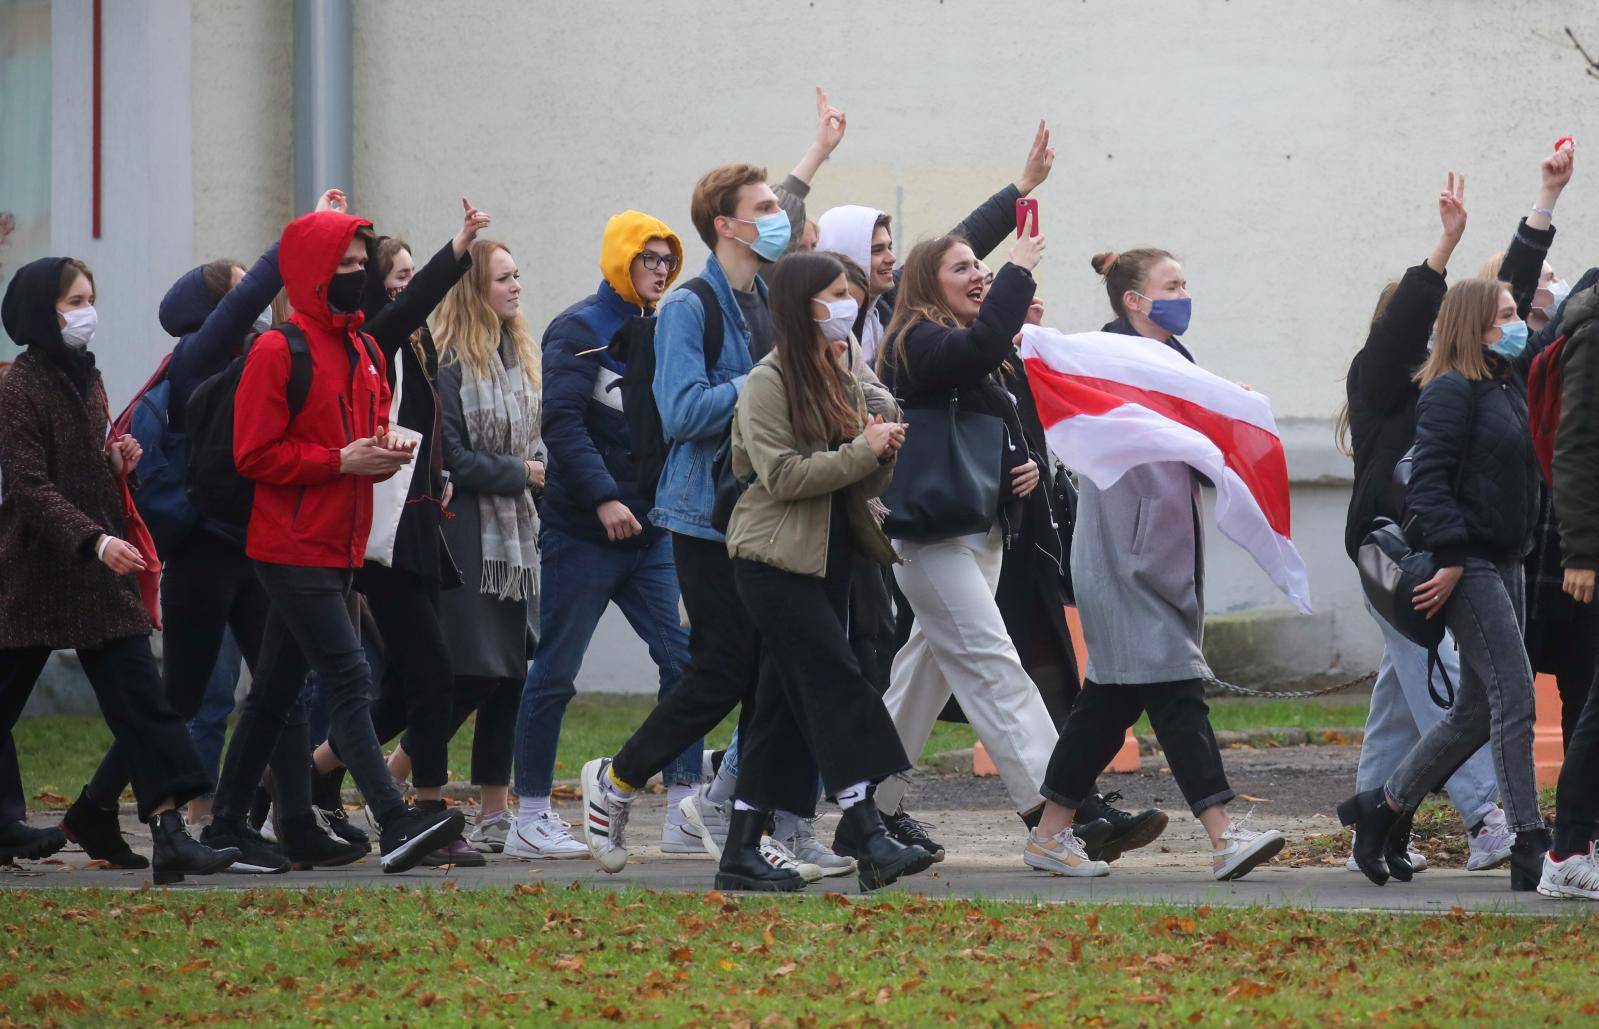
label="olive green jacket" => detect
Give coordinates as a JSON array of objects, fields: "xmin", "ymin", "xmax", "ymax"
[{"xmin": 726, "ymin": 354, "xmax": 897, "ymax": 576}]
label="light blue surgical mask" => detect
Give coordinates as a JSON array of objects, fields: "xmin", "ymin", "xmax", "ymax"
[
  {"xmin": 730, "ymin": 211, "xmax": 792, "ymax": 263},
  {"xmin": 1489, "ymin": 319, "xmax": 1528, "ymax": 359}
]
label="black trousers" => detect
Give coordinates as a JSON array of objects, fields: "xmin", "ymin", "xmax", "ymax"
[
  {"xmin": 733, "ymin": 554, "xmax": 910, "ymax": 816},
  {"xmin": 1, "ymin": 637, "xmax": 211, "ymax": 821},
  {"xmin": 0, "ymin": 733, "xmax": 22, "ymax": 822},
  {"xmin": 1042, "ymin": 679, "xmax": 1235, "ymax": 816},
  {"xmin": 397, "ymin": 674, "xmax": 519, "ymax": 787},
  {"xmin": 848, "ymin": 560, "xmax": 897, "ymax": 696},
  {"xmin": 214, "ymin": 563, "xmax": 406, "ymax": 824},
  {"xmin": 354, "ymin": 565, "xmax": 453, "ymax": 789},
  {"xmin": 1554, "ymin": 660, "xmax": 1599, "ymax": 853},
  {"xmin": 85, "ymin": 530, "xmax": 309, "ymax": 809},
  {"xmin": 611, "ymin": 532, "xmax": 761, "ymax": 788},
  {"xmin": 1527, "ymin": 609, "xmax": 1599, "ymax": 749}
]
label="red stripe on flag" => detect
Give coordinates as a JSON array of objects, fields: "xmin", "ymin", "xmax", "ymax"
[{"xmin": 1024, "ymin": 357, "xmax": 1292, "ymax": 537}]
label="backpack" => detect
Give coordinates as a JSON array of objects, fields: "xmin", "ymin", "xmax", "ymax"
[
  {"xmin": 1527, "ymin": 332, "xmax": 1570, "ymax": 485},
  {"xmin": 184, "ymin": 323, "xmax": 380, "ymax": 539},
  {"xmin": 110, "ymin": 354, "xmax": 195, "ymax": 555},
  {"xmin": 607, "ymin": 278, "xmax": 724, "ymax": 508}
]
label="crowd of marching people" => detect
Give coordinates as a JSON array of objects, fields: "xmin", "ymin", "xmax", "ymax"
[{"xmin": 1, "ymin": 90, "xmax": 1595, "ymax": 901}]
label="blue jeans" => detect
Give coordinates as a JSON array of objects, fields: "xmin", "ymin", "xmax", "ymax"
[
  {"xmin": 186, "ymin": 628, "xmax": 243, "ymax": 796},
  {"xmin": 1355, "ymin": 597, "xmax": 1498, "ymax": 830},
  {"xmin": 513, "ymin": 526, "xmax": 699, "ymax": 798}
]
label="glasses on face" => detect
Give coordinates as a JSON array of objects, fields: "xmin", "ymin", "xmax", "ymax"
[{"xmin": 639, "ymin": 251, "xmax": 679, "ymax": 272}]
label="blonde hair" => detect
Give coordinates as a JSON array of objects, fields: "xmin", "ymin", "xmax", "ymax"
[
  {"xmin": 1479, "ymin": 251, "xmax": 1505, "ymax": 280},
  {"xmin": 1414, "ymin": 277, "xmax": 1501, "ymax": 387},
  {"xmin": 431, "ymin": 239, "xmax": 539, "ymax": 389}
]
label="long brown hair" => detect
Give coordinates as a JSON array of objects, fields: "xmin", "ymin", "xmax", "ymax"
[
  {"xmin": 875, "ymin": 234, "xmax": 965, "ymax": 380},
  {"xmin": 1414, "ymin": 277, "xmax": 1502, "ymax": 387},
  {"xmin": 1334, "ymin": 280, "xmax": 1402, "ymax": 456},
  {"xmin": 769, "ymin": 253, "xmax": 861, "ymax": 445},
  {"xmin": 431, "ymin": 239, "xmax": 539, "ymax": 389},
  {"xmin": 200, "ymin": 259, "xmax": 246, "ymax": 303}
]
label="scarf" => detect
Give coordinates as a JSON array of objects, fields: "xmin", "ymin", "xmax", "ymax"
[{"xmin": 460, "ymin": 328, "xmax": 540, "ymax": 601}]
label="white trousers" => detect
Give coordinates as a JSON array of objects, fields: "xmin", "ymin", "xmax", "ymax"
[{"xmin": 876, "ymin": 527, "xmax": 1057, "ymax": 814}]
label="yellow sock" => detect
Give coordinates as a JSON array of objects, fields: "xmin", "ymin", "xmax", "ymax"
[{"xmin": 607, "ymin": 765, "xmax": 637, "ymax": 794}]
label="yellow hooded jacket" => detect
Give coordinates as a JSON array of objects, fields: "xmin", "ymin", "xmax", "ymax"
[{"xmin": 600, "ymin": 211, "xmax": 684, "ymax": 308}]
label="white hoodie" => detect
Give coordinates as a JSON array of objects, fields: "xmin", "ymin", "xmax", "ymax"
[{"xmin": 816, "ymin": 204, "xmax": 888, "ymax": 363}]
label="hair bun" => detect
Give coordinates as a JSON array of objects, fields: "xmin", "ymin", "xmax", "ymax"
[{"xmin": 1090, "ymin": 251, "xmax": 1120, "ymax": 276}]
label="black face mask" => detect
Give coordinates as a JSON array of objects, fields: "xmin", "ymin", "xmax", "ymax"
[{"xmin": 327, "ymin": 269, "xmax": 367, "ymax": 314}]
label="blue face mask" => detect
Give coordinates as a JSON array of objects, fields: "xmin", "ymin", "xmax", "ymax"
[
  {"xmin": 731, "ymin": 211, "xmax": 792, "ymax": 263},
  {"xmin": 1489, "ymin": 319, "xmax": 1529, "ymax": 359},
  {"xmin": 1135, "ymin": 293, "xmax": 1192, "ymax": 336}
]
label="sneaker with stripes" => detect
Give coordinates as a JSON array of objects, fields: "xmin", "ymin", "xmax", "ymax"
[{"xmin": 579, "ymin": 757, "xmax": 634, "ymax": 873}]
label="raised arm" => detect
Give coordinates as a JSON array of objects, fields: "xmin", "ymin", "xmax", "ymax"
[
  {"xmin": 1498, "ymin": 147, "xmax": 1572, "ymax": 319},
  {"xmin": 949, "ymin": 120, "xmax": 1055, "ymax": 262},
  {"xmin": 365, "ymin": 198, "xmax": 488, "ymax": 360},
  {"xmin": 899, "ymin": 245, "xmax": 1040, "ymax": 392},
  {"xmin": 774, "ymin": 87, "xmax": 847, "ymax": 254},
  {"xmin": 168, "ymin": 242, "xmax": 283, "ymax": 403}
]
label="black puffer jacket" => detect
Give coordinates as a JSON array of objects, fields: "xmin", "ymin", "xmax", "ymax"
[{"xmin": 1407, "ymin": 367, "xmax": 1538, "ymax": 565}]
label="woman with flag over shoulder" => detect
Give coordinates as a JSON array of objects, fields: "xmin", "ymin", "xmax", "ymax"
[{"xmin": 1026, "ymin": 248, "xmax": 1287, "ymax": 882}]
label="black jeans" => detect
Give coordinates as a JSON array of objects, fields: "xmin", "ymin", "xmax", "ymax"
[
  {"xmin": 397, "ymin": 674, "xmax": 519, "ymax": 786},
  {"xmin": 1527, "ymin": 605, "xmax": 1599, "ymax": 749},
  {"xmin": 354, "ymin": 565, "xmax": 453, "ymax": 789},
  {"xmin": 611, "ymin": 532, "xmax": 761, "ymax": 788},
  {"xmin": 84, "ymin": 530, "xmax": 309, "ymax": 810},
  {"xmin": 213, "ymin": 563, "xmax": 406, "ymax": 824},
  {"xmin": 733, "ymin": 554, "xmax": 910, "ymax": 816},
  {"xmin": 1, "ymin": 638, "xmax": 211, "ymax": 820},
  {"xmin": 1554, "ymin": 659, "xmax": 1599, "ymax": 853},
  {"xmin": 1043, "ymin": 678, "xmax": 1235, "ymax": 816},
  {"xmin": 0, "ymin": 733, "xmax": 23, "ymax": 822}
]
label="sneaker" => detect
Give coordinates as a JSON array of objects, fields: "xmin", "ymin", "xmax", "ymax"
[
  {"xmin": 680, "ymin": 788, "xmax": 731, "ymax": 859},
  {"xmin": 315, "ymin": 806, "xmax": 370, "ymax": 852},
  {"xmin": 760, "ymin": 836, "xmax": 824, "ymax": 884},
  {"xmin": 1345, "ymin": 832, "xmax": 1427, "ymax": 874},
  {"xmin": 1466, "ymin": 809, "xmax": 1515, "ymax": 871},
  {"xmin": 379, "ymin": 805, "xmax": 467, "ymax": 874},
  {"xmin": 1211, "ymin": 819, "xmax": 1285, "ymax": 881},
  {"xmin": 775, "ymin": 815, "xmax": 856, "ymax": 878},
  {"xmin": 1537, "ymin": 847, "xmax": 1599, "ymax": 901},
  {"xmin": 883, "ymin": 807, "xmax": 945, "ymax": 862},
  {"xmin": 466, "ymin": 809, "xmax": 513, "ymax": 854},
  {"xmin": 660, "ymin": 818, "xmax": 710, "ymax": 855},
  {"xmin": 579, "ymin": 758, "xmax": 635, "ymax": 873},
  {"xmin": 1024, "ymin": 826, "xmax": 1111, "ymax": 877},
  {"xmin": 200, "ymin": 820, "xmax": 290, "ymax": 874},
  {"xmin": 1075, "ymin": 791, "xmax": 1169, "ymax": 862},
  {"xmin": 504, "ymin": 811, "xmax": 591, "ymax": 860}
]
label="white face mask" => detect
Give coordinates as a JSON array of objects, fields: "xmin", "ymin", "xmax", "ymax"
[
  {"xmin": 59, "ymin": 305, "xmax": 98, "ymax": 350},
  {"xmin": 812, "ymin": 295, "xmax": 859, "ymax": 342},
  {"xmin": 1536, "ymin": 278, "xmax": 1571, "ymax": 315},
  {"xmin": 253, "ymin": 305, "xmax": 273, "ymax": 334}
]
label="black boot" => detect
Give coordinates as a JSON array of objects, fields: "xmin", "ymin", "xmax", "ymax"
[
  {"xmin": 60, "ymin": 787, "xmax": 148, "ymax": 869},
  {"xmin": 833, "ymin": 800, "xmax": 935, "ymax": 892},
  {"xmin": 714, "ymin": 808, "xmax": 804, "ymax": 893},
  {"xmin": 1020, "ymin": 803, "xmax": 1044, "ymax": 831},
  {"xmin": 1076, "ymin": 792, "xmax": 1170, "ymax": 862},
  {"xmin": 882, "ymin": 806, "xmax": 945, "ymax": 862},
  {"xmin": 310, "ymin": 764, "xmax": 347, "ymax": 812},
  {"xmin": 0, "ymin": 820, "xmax": 67, "ymax": 864},
  {"xmin": 1384, "ymin": 811, "xmax": 1416, "ymax": 883},
  {"xmin": 150, "ymin": 811, "xmax": 241, "ymax": 885},
  {"xmin": 279, "ymin": 813, "xmax": 367, "ymax": 870},
  {"xmin": 1510, "ymin": 829, "xmax": 1550, "ymax": 892},
  {"xmin": 1337, "ymin": 788, "xmax": 1399, "ymax": 886}
]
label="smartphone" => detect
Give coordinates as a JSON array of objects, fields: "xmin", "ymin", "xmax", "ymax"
[{"xmin": 1015, "ymin": 197, "xmax": 1039, "ymax": 238}]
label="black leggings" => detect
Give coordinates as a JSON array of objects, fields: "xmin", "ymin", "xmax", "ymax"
[{"xmin": 352, "ymin": 565, "xmax": 453, "ymax": 789}]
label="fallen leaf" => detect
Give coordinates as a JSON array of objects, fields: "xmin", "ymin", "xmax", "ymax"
[
  {"xmin": 770, "ymin": 961, "xmax": 797, "ymax": 978},
  {"xmin": 1238, "ymin": 794, "xmax": 1270, "ymax": 804},
  {"xmin": 670, "ymin": 947, "xmax": 692, "ymax": 964},
  {"xmin": 32, "ymin": 790, "xmax": 69, "ymax": 806}
]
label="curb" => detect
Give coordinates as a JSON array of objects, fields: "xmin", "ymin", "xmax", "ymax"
[{"xmin": 922, "ymin": 725, "xmax": 1366, "ymax": 775}]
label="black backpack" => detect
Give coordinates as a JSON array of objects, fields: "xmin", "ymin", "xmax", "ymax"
[
  {"xmin": 185, "ymin": 323, "xmax": 380, "ymax": 539},
  {"xmin": 607, "ymin": 278, "xmax": 724, "ymax": 508}
]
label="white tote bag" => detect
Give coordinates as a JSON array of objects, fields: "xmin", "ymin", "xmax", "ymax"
[{"xmin": 365, "ymin": 354, "xmax": 421, "ymax": 566}]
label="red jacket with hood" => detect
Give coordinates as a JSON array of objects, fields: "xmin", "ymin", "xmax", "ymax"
[{"xmin": 234, "ymin": 211, "xmax": 392, "ymax": 568}]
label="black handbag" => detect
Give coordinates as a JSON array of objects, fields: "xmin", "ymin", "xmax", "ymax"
[
  {"xmin": 881, "ymin": 391, "xmax": 1005, "ymax": 541},
  {"xmin": 710, "ymin": 431, "xmax": 754, "ymax": 534}
]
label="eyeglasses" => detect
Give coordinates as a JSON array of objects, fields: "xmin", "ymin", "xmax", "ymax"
[{"xmin": 638, "ymin": 251, "xmax": 679, "ymax": 272}]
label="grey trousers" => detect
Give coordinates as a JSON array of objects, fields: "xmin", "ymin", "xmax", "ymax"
[{"xmin": 1385, "ymin": 559, "xmax": 1542, "ymax": 833}]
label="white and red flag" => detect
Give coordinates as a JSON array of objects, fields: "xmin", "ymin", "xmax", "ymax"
[{"xmin": 1018, "ymin": 326, "xmax": 1312, "ymax": 614}]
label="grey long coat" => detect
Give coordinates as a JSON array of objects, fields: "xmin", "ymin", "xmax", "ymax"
[{"xmin": 1072, "ymin": 460, "xmax": 1211, "ymax": 685}]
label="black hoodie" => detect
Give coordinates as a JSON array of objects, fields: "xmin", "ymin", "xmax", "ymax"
[{"xmin": 1, "ymin": 256, "xmax": 95, "ymax": 397}]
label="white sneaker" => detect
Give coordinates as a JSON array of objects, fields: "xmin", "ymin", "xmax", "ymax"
[
  {"xmin": 1024, "ymin": 826, "xmax": 1111, "ymax": 877},
  {"xmin": 680, "ymin": 788, "xmax": 731, "ymax": 859},
  {"xmin": 1345, "ymin": 831, "xmax": 1428, "ymax": 873},
  {"xmin": 1466, "ymin": 809, "xmax": 1514, "ymax": 871},
  {"xmin": 1537, "ymin": 847, "xmax": 1599, "ymax": 901},
  {"xmin": 1212, "ymin": 820, "xmax": 1285, "ymax": 881},
  {"xmin": 774, "ymin": 815, "xmax": 856, "ymax": 878},
  {"xmin": 504, "ymin": 811, "xmax": 590, "ymax": 860},
  {"xmin": 579, "ymin": 758, "xmax": 635, "ymax": 873},
  {"xmin": 466, "ymin": 809, "xmax": 513, "ymax": 854},
  {"xmin": 660, "ymin": 818, "xmax": 711, "ymax": 856},
  {"xmin": 701, "ymin": 749, "xmax": 718, "ymax": 782},
  {"xmin": 759, "ymin": 836, "xmax": 823, "ymax": 883}
]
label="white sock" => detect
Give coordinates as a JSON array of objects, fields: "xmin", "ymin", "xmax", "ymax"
[
  {"xmin": 733, "ymin": 799, "xmax": 758, "ymax": 812},
  {"xmin": 665, "ymin": 784, "xmax": 695, "ymax": 825},
  {"xmin": 836, "ymin": 781, "xmax": 869, "ymax": 810},
  {"xmin": 705, "ymin": 763, "xmax": 737, "ymax": 807},
  {"xmin": 517, "ymin": 795, "xmax": 551, "ymax": 828}
]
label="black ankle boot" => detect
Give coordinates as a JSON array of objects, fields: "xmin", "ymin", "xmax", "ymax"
[
  {"xmin": 832, "ymin": 800, "xmax": 935, "ymax": 892},
  {"xmin": 1510, "ymin": 829, "xmax": 1550, "ymax": 892},
  {"xmin": 1337, "ymin": 788, "xmax": 1399, "ymax": 886},
  {"xmin": 60, "ymin": 787, "xmax": 148, "ymax": 869},
  {"xmin": 150, "ymin": 811, "xmax": 241, "ymax": 885},
  {"xmin": 1385, "ymin": 811, "xmax": 1416, "ymax": 883},
  {"xmin": 714, "ymin": 808, "xmax": 804, "ymax": 893},
  {"xmin": 279, "ymin": 813, "xmax": 367, "ymax": 871}
]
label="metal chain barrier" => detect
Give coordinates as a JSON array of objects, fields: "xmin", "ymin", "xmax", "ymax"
[{"xmin": 1202, "ymin": 669, "xmax": 1378, "ymax": 700}]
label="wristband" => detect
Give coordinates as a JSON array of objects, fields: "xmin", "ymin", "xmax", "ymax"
[
  {"xmin": 1532, "ymin": 206, "xmax": 1554, "ymax": 219},
  {"xmin": 96, "ymin": 535, "xmax": 114, "ymax": 561}
]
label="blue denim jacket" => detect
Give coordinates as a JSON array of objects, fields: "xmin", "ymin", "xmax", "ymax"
[{"xmin": 649, "ymin": 254, "xmax": 761, "ymax": 541}]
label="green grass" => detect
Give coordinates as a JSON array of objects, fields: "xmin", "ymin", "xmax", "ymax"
[
  {"xmin": 13, "ymin": 694, "xmax": 1366, "ymax": 811},
  {"xmin": 1, "ymin": 886, "xmax": 1594, "ymax": 1024}
]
